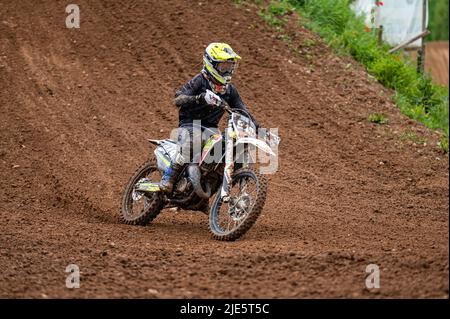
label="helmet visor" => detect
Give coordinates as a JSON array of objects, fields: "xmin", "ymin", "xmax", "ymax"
[{"xmin": 216, "ymin": 61, "xmax": 237, "ymax": 74}]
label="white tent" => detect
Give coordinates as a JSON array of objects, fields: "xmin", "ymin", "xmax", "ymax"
[{"xmin": 351, "ymin": 0, "xmax": 428, "ymax": 48}]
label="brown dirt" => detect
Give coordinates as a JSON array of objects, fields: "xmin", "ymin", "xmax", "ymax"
[{"xmin": 0, "ymin": 0, "xmax": 448, "ymax": 298}]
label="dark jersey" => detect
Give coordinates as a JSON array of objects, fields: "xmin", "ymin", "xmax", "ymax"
[{"xmin": 174, "ymin": 73, "xmax": 258, "ymax": 128}]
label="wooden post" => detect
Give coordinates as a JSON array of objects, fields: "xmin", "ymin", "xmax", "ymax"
[
  {"xmin": 388, "ymin": 30, "xmax": 430, "ymax": 54},
  {"xmin": 378, "ymin": 25, "xmax": 383, "ymax": 47},
  {"xmin": 417, "ymin": 0, "xmax": 427, "ymax": 74}
]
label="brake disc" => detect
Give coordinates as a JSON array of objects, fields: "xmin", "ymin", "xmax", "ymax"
[
  {"xmin": 229, "ymin": 194, "xmax": 251, "ymax": 221},
  {"xmin": 132, "ymin": 189, "xmax": 144, "ymax": 201}
]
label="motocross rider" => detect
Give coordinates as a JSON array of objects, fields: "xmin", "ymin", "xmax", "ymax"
[{"xmin": 159, "ymin": 42, "xmax": 260, "ymax": 193}]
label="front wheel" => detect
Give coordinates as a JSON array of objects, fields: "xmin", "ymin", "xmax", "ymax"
[{"xmin": 209, "ymin": 168, "xmax": 268, "ymax": 241}]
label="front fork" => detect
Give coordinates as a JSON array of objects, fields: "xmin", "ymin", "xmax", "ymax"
[{"xmin": 220, "ymin": 121, "xmax": 234, "ymax": 201}]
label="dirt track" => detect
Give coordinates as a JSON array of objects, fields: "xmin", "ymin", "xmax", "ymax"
[{"xmin": 0, "ymin": 0, "xmax": 448, "ymax": 298}]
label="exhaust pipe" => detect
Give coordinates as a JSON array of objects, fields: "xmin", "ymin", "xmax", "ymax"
[{"xmin": 187, "ymin": 164, "xmax": 211, "ymax": 199}]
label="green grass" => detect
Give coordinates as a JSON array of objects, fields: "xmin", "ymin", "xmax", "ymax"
[
  {"xmin": 399, "ymin": 130, "xmax": 427, "ymax": 145},
  {"xmin": 251, "ymin": 0, "xmax": 449, "ymax": 153},
  {"xmin": 258, "ymin": 0, "xmax": 293, "ymax": 29},
  {"xmin": 278, "ymin": 33, "xmax": 291, "ymax": 43},
  {"xmin": 232, "ymin": 0, "xmax": 244, "ymax": 6},
  {"xmin": 302, "ymin": 38, "xmax": 317, "ymax": 48},
  {"xmin": 368, "ymin": 113, "xmax": 389, "ymax": 125},
  {"xmin": 439, "ymin": 135, "xmax": 449, "ymax": 153}
]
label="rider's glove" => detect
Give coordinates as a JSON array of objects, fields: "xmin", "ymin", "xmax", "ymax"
[
  {"xmin": 195, "ymin": 93, "xmax": 205, "ymax": 104},
  {"xmin": 204, "ymin": 89, "xmax": 222, "ymax": 107}
]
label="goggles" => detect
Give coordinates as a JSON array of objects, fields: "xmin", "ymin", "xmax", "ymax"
[{"xmin": 216, "ymin": 61, "xmax": 238, "ymax": 74}]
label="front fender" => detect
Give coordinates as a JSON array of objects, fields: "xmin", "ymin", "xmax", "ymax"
[{"xmin": 235, "ymin": 137, "xmax": 275, "ymax": 156}]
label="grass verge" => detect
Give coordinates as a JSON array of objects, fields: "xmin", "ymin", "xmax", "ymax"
[{"xmin": 254, "ymin": 0, "xmax": 449, "ymax": 153}]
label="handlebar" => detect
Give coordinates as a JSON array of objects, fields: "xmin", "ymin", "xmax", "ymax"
[
  {"xmin": 219, "ymin": 98, "xmax": 280, "ymax": 146},
  {"xmin": 219, "ymin": 99, "xmax": 232, "ymax": 113},
  {"xmin": 219, "ymin": 100, "xmax": 253, "ymax": 120}
]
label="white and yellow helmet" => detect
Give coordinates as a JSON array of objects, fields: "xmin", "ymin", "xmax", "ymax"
[{"xmin": 203, "ymin": 42, "xmax": 241, "ymax": 87}]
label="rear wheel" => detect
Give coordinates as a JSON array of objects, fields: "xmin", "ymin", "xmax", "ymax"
[
  {"xmin": 209, "ymin": 168, "xmax": 267, "ymax": 241},
  {"xmin": 119, "ymin": 159, "xmax": 165, "ymax": 225}
]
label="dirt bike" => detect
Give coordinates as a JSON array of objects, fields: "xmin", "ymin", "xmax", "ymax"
[{"xmin": 119, "ymin": 100, "xmax": 280, "ymax": 241}]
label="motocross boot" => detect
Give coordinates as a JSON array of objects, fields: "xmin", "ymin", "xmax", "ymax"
[{"xmin": 159, "ymin": 162, "xmax": 184, "ymax": 193}]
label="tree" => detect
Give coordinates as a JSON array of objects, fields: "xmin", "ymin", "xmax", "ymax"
[{"xmin": 428, "ymin": 0, "xmax": 449, "ymax": 41}]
